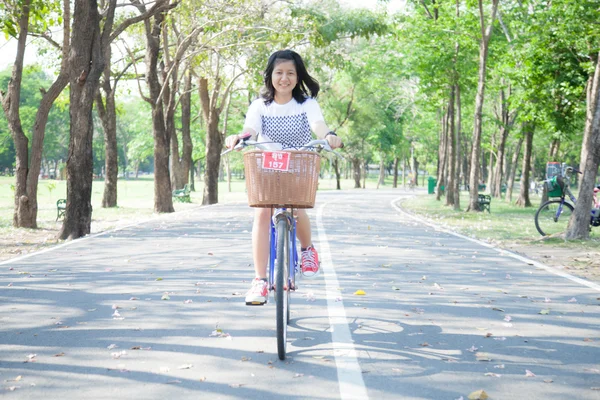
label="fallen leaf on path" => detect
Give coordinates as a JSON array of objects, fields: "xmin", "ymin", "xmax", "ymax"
[
  {"xmin": 354, "ymin": 290, "xmax": 366, "ymax": 295},
  {"xmin": 111, "ymin": 351, "xmax": 127, "ymax": 359},
  {"xmin": 492, "ymin": 307, "xmax": 504, "ymax": 312},
  {"xmin": 229, "ymin": 383, "xmax": 243, "ymax": 388},
  {"xmin": 6, "ymin": 386, "xmax": 18, "ymax": 391},
  {"xmin": 107, "ymin": 344, "xmax": 118, "ymax": 350},
  {"xmin": 568, "ymin": 297, "xmax": 577, "ymax": 303},
  {"xmin": 241, "ymin": 357, "xmax": 251, "ymax": 362},
  {"xmin": 199, "ymin": 377, "xmax": 207, "ymax": 382},
  {"xmin": 294, "ymin": 373, "xmax": 304, "ymax": 378},
  {"xmin": 544, "ymin": 297, "xmax": 551, "ymax": 303},
  {"xmin": 467, "ymin": 346, "xmax": 478, "ymax": 352},
  {"xmin": 525, "ymin": 370, "xmax": 536, "ymax": 377},
  {"xmin": 468, "ymin": 389, "xmax": 488, "ymax": 400},
  {"xmin": 544, "ymin": 379, "xmax": 554, "ymax": 383},
  {"xmin": 161, "ymin": 294, "xmax": 170, "ymax": 300},
  {"xmin": 484, "ymin": 373, "xmax": 501, "ymax": 378},
  {"xmin": 155, "ymin": 278, "xmax": 163, "ymax": 281},
  {"xmin": 166, "ymin": 380, "xmax": 181, "ymax": 384},
  {"xmin": 54, "ymin": 352, "xmax": 65, "ymax": 357},
  {"xmin": 476, "ymin": 352, "xmax": 492, "ymax": 361},
  {"xmin": 160, "ymin": 367, "xmax": 170, "ymax": 373},
  {"xmin": 184, "ymin": 299, "xmax": 193, "ymax": 304},
  {"xmin": 392, "ymin": 286, "xmax": 400, "ymax": 290},
  {"xmin": 494, "ymin": 364, "xmax": 505, "ymax": 369},
  {"xmin": 129, "ymin": 297, "xmax": 139, "ymax": 301},
  {"xmin": 539, "ymin": 309, "xmax": 550, "ymax": 315},
  {"xmin": 504, "ymin": 315, "xmax": 512, "ymax": 322},
  {"xmin": 178, "ymin": 364, "xmax": 193, "ymax": 369}
]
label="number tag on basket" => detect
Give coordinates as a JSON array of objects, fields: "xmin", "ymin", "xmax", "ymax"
[{"xmin": 262, "ymin": 151, "xmax": 290, "ymax": 172}]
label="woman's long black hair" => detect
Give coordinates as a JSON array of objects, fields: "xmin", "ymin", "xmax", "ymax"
[{"xmin": 261, "ymin": 49, "xmax": 320, "ymax": 105}]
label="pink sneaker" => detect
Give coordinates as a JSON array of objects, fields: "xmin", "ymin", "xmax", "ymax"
[
  {"xmin": 301, "ymin": 246, "xmax": 320, "ymax": 278},
  {"xmin": 245, "ymin": 278, "xmax": 268, "ymax": 305}
]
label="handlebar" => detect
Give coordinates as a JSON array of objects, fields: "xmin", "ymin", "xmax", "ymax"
[{"xmin": 221, "ymin": 135, "xmax": 339, "ymax": 156}]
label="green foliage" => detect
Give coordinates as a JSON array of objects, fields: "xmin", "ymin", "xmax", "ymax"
[{"xmin": 0, "ymin": 0, "xmax": 62, "ymax": 39}]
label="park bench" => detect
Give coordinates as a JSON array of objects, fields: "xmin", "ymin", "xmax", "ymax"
[
  {"xmin": 172, "ymin": 184, "xmax": 191, "ymax": 203},
  {"xmin": 56, "ymin": 199, "xmax": 66, "ymax": 221},
  {"xmin": 478, "ymin": 194, "xmax": 491, "ymax": 213}
]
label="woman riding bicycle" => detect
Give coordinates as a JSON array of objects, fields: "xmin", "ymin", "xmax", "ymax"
[{"xmin": 225, "ymin": 49, "xmax": 343, "ymax": 305}]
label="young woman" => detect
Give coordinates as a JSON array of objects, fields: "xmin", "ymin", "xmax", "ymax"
[{"xmin": 225, "ymin": 49, "xmax": 343, "ymax": 305}]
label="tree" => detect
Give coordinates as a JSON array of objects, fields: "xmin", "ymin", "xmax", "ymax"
[
  {"xmin": 567, "ymin": 52, "xmax": 600, "ymax": 239},
  {"xmin": 0, "ymin": 0, "xmax": 70, "ymax": 228},
  {"xmin": 59, "ymin": 0, "xmax": 113, "ymax": 240},
  {"xmin": 466, "ymin": 0, "xmax": 499, "ymax": 212}
]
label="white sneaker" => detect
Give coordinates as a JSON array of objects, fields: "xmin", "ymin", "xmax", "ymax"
[{"xmin": 245, "ymin": 278, "xmax": 268, "ymax": 305}]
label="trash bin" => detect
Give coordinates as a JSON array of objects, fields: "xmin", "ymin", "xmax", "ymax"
[{"xmin": 428, "ymin": 177, "xmax": 437, "ymax": 194}]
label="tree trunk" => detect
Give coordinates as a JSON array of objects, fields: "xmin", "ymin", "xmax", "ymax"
[
  {"xmin": 181, "ymin": 72, "xmax": 194, "ymax": 190},
  {"xmin": 60, "ymin": 0, "xmax": 112, "ymax": 240},
  {"xmin": 411, "ymin": 156, "xmax": 419, "ymax": 187},
  {"xmin": 487, "ymin": 131, "xmax": 496, "ymax": 192},
  {"xmin": 351, "ymin": 158, "xmax": 361, "ymax": 188},
  {"xmin": 143, "ymin": 7, "xmax": 174, "ymax": 213},
  {"xmin": 96, "ymin": 49, "xmax": 118, "ymax": 208},
  {"xmin": 515, "ymin": 124, "xmax": 534, "ymax": 207},
  {"xmin": 505, "ymin": 137, "xmax": 523, "ymax": 202},
  {"xmin": 392, "ymin": 157, "xmax": 399, "ymax": 188},
  {"xmin": 492, "ymin": 86, "xmax": 515, "ymax": 198},
  {"xmin": 377, "ymin": 154, "xmax": 385, "ymax": 188},
  {"xmin": 199, "ymin": 76, "xmax": 223, "ymax": 205},
  {"xmin": 567, "ymin": 52, "xmax": 600, "ymax": 239},
  {"xmin": 436, "ymin": 108, "xmax": 447, "ymax": 201},
  {"xmin": 333, "ymin": 158, "xmax": 341, "ymax": 190},
  {"xmin": 453, "ymin": 83, "xmax": 461, "ymax": 209},
  {"xmin": 446, "ymin": 87, "xmax": 456, "ymax": 207},
  {"xmin": 467, "ymin": 0, "xmax": 499, "ymax": 212}
]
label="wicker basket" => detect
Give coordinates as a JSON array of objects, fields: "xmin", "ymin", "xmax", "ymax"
[{"xmin": 243, "ymin": 150, "xmax": 321, "ymax": 208}]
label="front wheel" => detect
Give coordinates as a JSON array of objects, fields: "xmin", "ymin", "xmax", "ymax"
[
  {"xmin": 275, "ymin": 218, "xmax": 290, "ymax": 360},
  {"xmin": 535, "ymin": 200, "xmax": 574, "ymax": 236}
]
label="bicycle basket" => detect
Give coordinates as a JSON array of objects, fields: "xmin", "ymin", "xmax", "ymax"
[
  {"xmin": 546, "ymin": 176, "xmax": 564, "ymax": 197},
  {"xmin": 243, "ymin": 150, "xmax": 321, "ymax": 208}
]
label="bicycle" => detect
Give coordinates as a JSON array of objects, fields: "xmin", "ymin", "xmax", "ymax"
[
  {"xmin": 222, "ymin": 135, "xmax": 335, "ymax": 360},
  {"xmin": 534, "ymin": 165, "xmax": 600, "ymax": 236}
]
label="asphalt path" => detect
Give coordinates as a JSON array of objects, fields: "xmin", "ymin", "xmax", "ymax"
[{"xmin": 1, "ymin": 189, "xmax": 599, "ymax": 400}]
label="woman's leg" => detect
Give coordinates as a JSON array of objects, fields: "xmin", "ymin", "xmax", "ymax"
[
  {"xmin": 252, "ymin": 208, "xmax": 271, "ymax": 279},
  {"xmin": 295, "ymin": 209, "xmax": 312, "ymax": 248}
]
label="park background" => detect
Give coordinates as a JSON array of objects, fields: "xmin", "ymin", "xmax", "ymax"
[{"xmin": 0, "ymin": 0, "xmax": 599, "ymax": 277}]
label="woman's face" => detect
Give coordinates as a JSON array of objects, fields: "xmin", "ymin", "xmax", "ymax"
[{"xmin": 271, "ymin": 60, "xmax": 297, "ymax": 98}]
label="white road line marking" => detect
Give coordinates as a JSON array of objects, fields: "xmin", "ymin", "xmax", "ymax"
[
  {"xmin": 317, "ymin": 202, "xmax": 369, "ymax": 400},
  {"xmin": 391, "ymin": 196, "xmax": 600, "ymax": 292}
]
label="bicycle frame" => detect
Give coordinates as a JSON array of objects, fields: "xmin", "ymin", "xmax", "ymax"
[
  {"xmin": 553, "ymin": 186, "xmax": 577, "ymax": 222},
  {"xmin": 269, "ymin": 208, "xmax": 297, "ymax": 293}
]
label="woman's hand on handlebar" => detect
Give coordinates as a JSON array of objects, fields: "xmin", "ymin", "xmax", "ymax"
[
  {"xmin": 225, "ymin": 134, "xmax": 241, "ymax": 149},
  {"xmin": 326, "ymin": 134, "xmax": 344, "ymax": 150}
]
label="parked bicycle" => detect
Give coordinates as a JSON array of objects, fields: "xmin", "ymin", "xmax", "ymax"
[
  {"xmin": 534, "ymin": 165, "xmax": 600, "ymax": 236},
  {"xmin": 222, "ymin": 135, "xmax": 336, "ymax": 360}
]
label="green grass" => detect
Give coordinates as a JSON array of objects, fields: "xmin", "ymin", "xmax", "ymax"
[{"xmin": 401, "ymin": 191, "xmax": 600, "ymax": 250}]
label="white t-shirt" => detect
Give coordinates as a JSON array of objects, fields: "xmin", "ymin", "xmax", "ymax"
[{"xmin": 244, "ymin": 97, "xmax": 325, "ymax": 150}]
